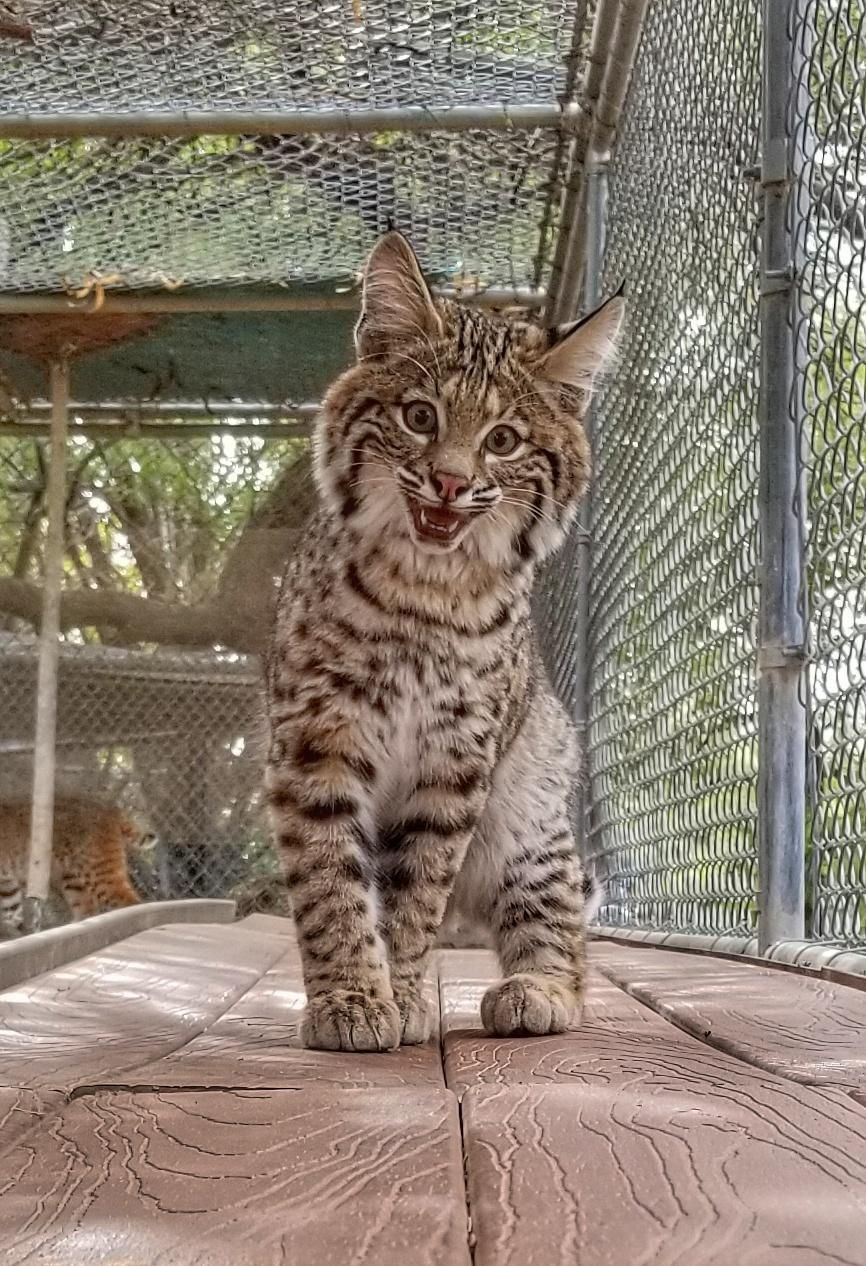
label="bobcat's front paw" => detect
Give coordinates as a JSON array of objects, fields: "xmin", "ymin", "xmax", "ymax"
[
  {"xmin": 480, "ymin": 974, "xmax": 580, "ymax": 1037},
  {"xmin": 394, "ymin": 988, "xmax": 434, "ymax": 1046},
  {"xmin": 301, "ymin": 990, "xmax": 400, "ymax": 1052}
]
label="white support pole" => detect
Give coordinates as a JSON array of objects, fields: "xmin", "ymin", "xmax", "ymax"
[{"xmin": 24, "ymin": 360, "xmax": 70, "ymax": 933}]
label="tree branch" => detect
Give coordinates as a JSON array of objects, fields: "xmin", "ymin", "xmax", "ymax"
[
  {"xmin": 0, "ymin": 450, "xmax": 314, "ymax": 655},
  {"xmin": 0, "ymin": 577, "xmax": 266, "ymax": 655}
]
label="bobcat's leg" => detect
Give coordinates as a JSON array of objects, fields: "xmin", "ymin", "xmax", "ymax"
[
  {"xmin": 482, "ymin": 824, "xmax": 588, "ymax": 1035},
  {"xmin": 379, "ymin": 764, "xmax": 488, "ymax": 1045},
  {"xmin": 95, "ymin": 851, "xmax": 142, "ymax": 913},
  {"xmin": 266, "ymin": 720, "xmax": 397, "ymax": 1054},
  {"xmin": 94, "ymin": 830, "xmax": 143, "ymax": 913},
  {"xmin": 472, "ymin": 705, "xmax": 589, "ymax": 1037}
]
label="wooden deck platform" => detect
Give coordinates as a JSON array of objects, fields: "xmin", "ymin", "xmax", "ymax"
[{"xmin": 1, "ymin": 912, "xmax": 865, "ymax": 1264}]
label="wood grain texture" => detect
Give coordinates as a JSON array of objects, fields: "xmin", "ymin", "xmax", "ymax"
[
  {"xmin": 0, "ymin": 922, "xmax": 286, "ymax": 1091},
  {"xmin": 0, "ymin": 1087, "xmax": 63, "ymax": 1159},
  {"xmin": 440, "ymin": 950, "xmax": 745, "ymax": 1094},
  {"xmin": 127, "ymin": 947, "xmax": 444, "ymax": 1089},
  {"xmin": 464, "ymin": 1082, "xmax": 866, "ymax": 1266},
  {"xmin": 592, "ymin": 940, "xmax": 866, "ymax": 1089},
  {"xmin": 0, "ymin": 1088, "xmax": 471, "ymax": 1266}
]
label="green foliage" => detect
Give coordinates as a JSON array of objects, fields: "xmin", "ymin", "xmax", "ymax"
[{"xmin": 0, "ymin": 432, "xmax": 304, "ymax": 608}]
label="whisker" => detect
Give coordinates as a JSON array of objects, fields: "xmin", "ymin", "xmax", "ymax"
[
  {"xmin": 351, "ymin": 456, "xmax": 399, "ymax": 480},
  {"xmin": 495, "ymin": 496, "xmax": 560, "ymax": 525},
  {"xmin": 387, "ymin": 352, "xmax": 437, "ymax": 386},
  {"xmin": 501, "ymin": 484, "xmax": 573, "ymax": 515},
  {"xmin": 504, "ymin": 390, "xmax": 544, "ymax": 411},
  {"xmin": 348, "ymin": 477, "xmax": 397, "ymax": 491}
]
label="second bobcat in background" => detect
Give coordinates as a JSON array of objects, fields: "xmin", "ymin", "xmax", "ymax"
[{"xmin": 0, "ymin": 797, "xmax": 155, "ymax": 937}]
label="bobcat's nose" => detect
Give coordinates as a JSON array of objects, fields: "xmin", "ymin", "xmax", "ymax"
[{"xmin": 430, "ymin": 470, "xmax": 471, "ymax": 503}]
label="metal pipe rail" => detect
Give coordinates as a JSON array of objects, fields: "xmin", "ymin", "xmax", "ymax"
[
  {"xmin": 547, "ymin": 0, "xmax": 651, "ymax": 325},
  {"xmin": 0, "ymin": 285, "xmax": 546, "ymax": 316},
  {"xmin": 756, "ymin": 0, "xmax": 807, "ymax": 950},
  {"xmin": 0, "ymin": 101, "xmax": 580, "ymax": 141}
]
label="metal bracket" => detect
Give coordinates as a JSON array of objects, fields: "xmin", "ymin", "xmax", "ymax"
[
  {"xmin": 760, "ymin": 264, "xmax": 795, "ymax": 296},
  {"xmin": 757, "ymin": 643, "xmax": 809, "ymax": 672}
]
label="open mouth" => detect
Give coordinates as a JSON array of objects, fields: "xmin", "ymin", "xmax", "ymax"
[{"xmin": 407, "ymin": 496, "xmax": 471, "ymax": 547}]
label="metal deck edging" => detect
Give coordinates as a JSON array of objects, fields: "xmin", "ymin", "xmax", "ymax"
[{"xmin": 0, "ymin": 900, "xmax": 236, "ymax": 993}]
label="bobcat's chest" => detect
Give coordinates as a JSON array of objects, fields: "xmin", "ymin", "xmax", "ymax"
[
  {"xmin": 370, "ymin": 652, "xmax": 485, "ymax": 826},
  {"xmin": 372, "ymin": 662, "xmax": 431, "ymax": 820}
]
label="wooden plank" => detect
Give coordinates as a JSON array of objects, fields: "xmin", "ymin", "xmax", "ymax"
[
  {"xmin": 445, "ymin": 949, "xmax": 866, "ymax": 1262},
  {"xmin": 0, "ymin": 1088, "xmax": 471, "ymax": 1266},
  {"xmin": 127, "ymin": 945, "xmax": 444, "ymax": 1089},
  {"xmin": 464, "ymin": 1082, "xmax": 866, "ymax": 1266},
  {"xmin": 441, "ymin": 949, "xmax": 712, "ymax": 1094},
  {"xmin": 0, "ymin": 922, "xmax": 286, "ymax": 1091},
  {"xmin": 592, "ymin": 939, "xmax": 866, "ymax": 1089},
  {"xmin": 0, "ymin": 1087, "xmax": 64, "ymax": 1158}
]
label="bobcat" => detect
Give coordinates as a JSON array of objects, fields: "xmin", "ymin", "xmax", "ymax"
[
  {"xmin": 265, "ymin": 231, "xmax": 622, "ymax": 1051},
  {"xmin": 0, "ymin": 797, "xmax": 155, "ymax": 936}
]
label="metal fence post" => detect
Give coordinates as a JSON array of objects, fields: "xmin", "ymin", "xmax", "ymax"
[
  {"xmin": 24, "ymin": 359, "xmax": 70, "ymax": 933},
  {"xmin": 757, "ymin": 0, "xmax": 807, "ymax": 951},
  {"xmin": 573, "ymin": 161, "xmax": 608, "ymax": 856}
]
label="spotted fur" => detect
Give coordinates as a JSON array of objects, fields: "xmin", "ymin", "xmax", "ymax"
[
  {"xmin": 265, "ymin": 231, "xmax": 623, "ymax": 1050},
  {"xmin": 0, "ymin": 797, "xmax": 154, "ymax": 936}
]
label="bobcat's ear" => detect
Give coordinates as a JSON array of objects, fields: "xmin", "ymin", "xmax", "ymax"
[
  {"xmin": 540, "ymin": 288, "xmax": 625, "ymax": 391},
  {"xmin": 354, "ymin": 231, "xmax": 442, "ymax": 359}
]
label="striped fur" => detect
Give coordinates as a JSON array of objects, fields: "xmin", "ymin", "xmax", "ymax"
[
  {"xmin": 266, "ymin": 232, "xmax": 623, "ymax": 1050},
  {"xmin": 0, "ymin": 797, "xmax": 154, "ymax": 936}
]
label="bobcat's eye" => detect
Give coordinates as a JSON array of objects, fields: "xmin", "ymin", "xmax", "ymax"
[
  {"xmin": 484, "ymin": 425, "xmax": 521, "ymax": 457},
  {"xmin": 403, "ymin": 401, "xmax": 438, "ymax": 436}
]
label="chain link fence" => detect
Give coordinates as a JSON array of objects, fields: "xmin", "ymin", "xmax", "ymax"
[
  {"xmin": 583, "ymin": 0, "xmax": 762, "ymax": 936},
  {"xmin": 5, "ymin": 2, "xmax": 578, "ymax": 115},
  {"xmin": 575, "ymin": 0, "xmax": 866, "ymax": 947},
  {"xmin": 0, "ymin": 129, "xmax": 559, "ymax": 297},
  {"xmin": 794, "ymin": 0, "xmax": 866, "ymax": 944},
  {"xmin": 0, "ymin": 4, "xmax": 580, "ymax": 301}
]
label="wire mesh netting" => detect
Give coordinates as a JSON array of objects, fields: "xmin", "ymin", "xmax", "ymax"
[
  {"xmin": 0, "ymin": 130, "xmax": 561, "ymax": 296},
  {"xmin": 0, "ymin": 431, "xmax": 314, "ymax": 923},
  {"xmin": 794, "ymin": 0, "xmax": 866, "ymax": 944},
  {"xmin": 3, "ymin": 1, "xmax": 578, "ymax": 114},
  {"xmin": 582, "ymin": 0, "xmax": 763, "ymax": 935}
]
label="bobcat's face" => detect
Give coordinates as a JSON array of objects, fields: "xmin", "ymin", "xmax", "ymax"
[
  {"xmin": 314, "ymin": 233, "xmax": 624, "ymax": 568},
  {"xmin": 118, "ymin": 817, "xmax": 157, "ymax": 853}
]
